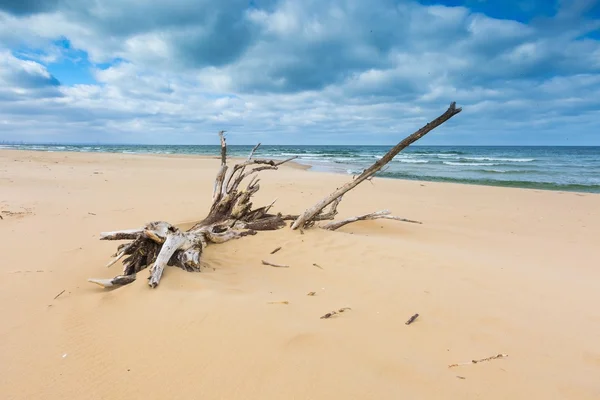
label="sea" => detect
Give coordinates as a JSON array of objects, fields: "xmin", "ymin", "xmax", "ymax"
[{"xmin": 2, "ymin": 144, "xmax": 599, "ymax": 193}]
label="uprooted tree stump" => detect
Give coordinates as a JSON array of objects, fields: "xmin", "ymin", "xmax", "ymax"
[{"xmin": 88, "ymin": 102, "xmax": 462, "ymax": 289}]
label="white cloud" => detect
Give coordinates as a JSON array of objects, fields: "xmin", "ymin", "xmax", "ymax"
[{"xmin": 0, "ymin": 0, "xmax": 599, "ymax": 144}]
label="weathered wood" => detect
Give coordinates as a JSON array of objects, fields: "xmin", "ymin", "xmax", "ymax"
[
  {"xmin": 212, "ymin": 130, "xmax": 228, "ymax": 203},
  {"xmin": 321, "ymin": 210, "xmax": 422, "ymax": 231},
  {"xmin": 405, "ymin": 313, "xmax": 419, "ymax": 325},
  {"xmin": 100, "ymin": 228, "xmax": 143, "ymax": 240},
  {"xmin": 148, "ymin": 232, "xmax": 188, "ymax": 287},
  {"xmin": 88, "ymin": 274, "xmax": 137, "ymax": 288},
  {"xmin": 89, "ymin": 102, "xmax": 462, "ymax": 289},
  {"xmin": 291, "ymin": 102, "xmax": 462, "ymax": 230},
  {"xmin": 261, "ymin": 260, "xmax": 289, "ymax": 268}
]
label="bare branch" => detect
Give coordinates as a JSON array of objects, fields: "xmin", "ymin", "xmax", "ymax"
[
  {"xmin": 248, "ymin": 143, "xmax": 261, "ymax": 160},
  {"xmin": 321, "ymin": 210, "xmax": 422, "ymax": 231},
  {"xmin": 212, "ymin": 130, "xmax": 228, "ymax": 202},
  {"xmin": 262, "ymin": 260, "xmax": 289, "ymax": 268},
  {"xmin": 291, "ymin": 102, "xmax": 462, "ymax": 229}
]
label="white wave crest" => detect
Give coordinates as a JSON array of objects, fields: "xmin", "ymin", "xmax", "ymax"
[{"xmin": 444, "ymin": 162, "xmax": 498, "ymax": 166}]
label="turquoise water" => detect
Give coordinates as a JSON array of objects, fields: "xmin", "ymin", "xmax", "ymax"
[{"xmin": 2, "ymin": 144, "xmax": 599, "ymax": 193}]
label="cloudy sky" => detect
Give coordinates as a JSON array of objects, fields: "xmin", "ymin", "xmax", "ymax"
[{"xmin": 0, "ymin": 0, "xmax": 599, "ymax": 145}]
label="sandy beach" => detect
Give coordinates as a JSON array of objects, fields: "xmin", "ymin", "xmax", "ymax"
[{"xmin": 1, "ymin": 149, "xmax": 599, "ymax": 399}]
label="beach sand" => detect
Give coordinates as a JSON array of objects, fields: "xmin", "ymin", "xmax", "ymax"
[{"xmin": 1, "ymin": 149, "xmax": 599, "ymax": 399}]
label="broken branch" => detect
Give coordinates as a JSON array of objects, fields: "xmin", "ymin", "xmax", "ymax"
[
  {"xmin": 321, "ymin": 210, "xmax": 422, "ymax": 231},
  {"xmin": 448, "ymin": 353, "xmax": 508, "ymax": 368},
  {"xmin": 262, "ymin": 260, "xmax": 289, "ymax": 268},
  {"xmin": 291, "ymin": 102, "xmax": 461, "ymax": 230}
]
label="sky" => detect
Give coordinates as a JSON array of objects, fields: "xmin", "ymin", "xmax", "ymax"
[{"xmin": 0, "ymin": 0, "xmax": 599, "ymax": 145}]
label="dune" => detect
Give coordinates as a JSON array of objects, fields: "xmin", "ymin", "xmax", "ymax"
[{"xmin": 1, "ymin": 149, "xmax": 599, "ymax": 399}]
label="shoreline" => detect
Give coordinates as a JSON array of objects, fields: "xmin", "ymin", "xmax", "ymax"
[{"xmin": 1, "ymin": 147, "xmax": 598, "ymax": 195}]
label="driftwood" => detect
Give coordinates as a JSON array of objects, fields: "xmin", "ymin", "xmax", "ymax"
[
  {"xmin": 448, "ymin": 353, "xmax": 508, "ymax": 368},
  {"xmin": 291, "ymin": 102, "xmax": 462, "ymax": 229},
  {"xmin": 405, "ymin": 313, "xmax": 419, "ymax": 325},
  {"xmin": 88, "ymin": 103, "xmax": 461, "ymax": 288},
  {"xmin": 270, "ymin": 247, "xmax": 282, "ymax": 254},
  {"xmin": 261, "ymin": 260, "xmax": 289, "ymax": 268},
  {"xmin": 322, "ymin": 210, "xmax": 422, "ymax": 231},
  {"xmin": 320, "ymin": 307, "xmax": 352, "ymax": 319}
]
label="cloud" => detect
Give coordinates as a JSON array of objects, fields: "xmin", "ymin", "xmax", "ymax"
[
  {"xmin": 0, "ymin": 51, "xmax": 62, "ymax": 101},
  {"xmin": 0, "ymin": 0, "xmax": 599, "ymax": 145}
]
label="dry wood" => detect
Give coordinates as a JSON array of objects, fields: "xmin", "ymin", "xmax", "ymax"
[
  {"xmin": 88, "ymin": 274, "xmax": 137, "ymax": 288},
  {"xmin": 448, "ymin": 353, "xmax": 508, "ymax": 368},
  {"xmin": 87, "ymin": 103, "xmax": 461, "ymax": 289},
  {"xmin": 320, "ymin": 307, "xmax": 351, "ymax": 319},
  {"xmin": 261, "ymin": 260, "xmax": 289, "ymax": 268},
  {"xmin": 405, "ymin": 313, "xmax": 419, "ymax": 325},
  {"xmin": 291, "ymin": 102, "xmax": 462, "ymax": 230},
  {"xmin": 270, "ymin": 246, "xmax": 282, "ymax": 254},
  {"xmin": 321, "ymin": 210, "xmax": 422, "ymax": 231},
  {"xmin": 53, "ymin": 289, "xmax": 66, "ymax": 300}
]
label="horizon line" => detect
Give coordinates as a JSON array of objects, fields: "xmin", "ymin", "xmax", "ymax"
[{"xmin": 2, "ymin": 142, "xmax": 600, "ymax": 147}]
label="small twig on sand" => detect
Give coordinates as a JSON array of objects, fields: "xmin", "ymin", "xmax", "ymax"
[
  {"xmin": 88, "ymin": 212, "xmax": 96, "ymax": 216},
  {"xmin": 307, "ymin": 291, "xmax": 316, "ymax": 296},
  {"xmin": 270, "ymin": 246, "xmax": 282, "ymax": 254},
  {"xmin": 448, "ymin": 353, "xmax": 508, "ymax": 368},
  {"xmin": 262, "ymin": 260, "xmax": 289, "ymax": 268},
  {"xmin": 53, "ymin": 290, "xmax": 66, "ymax": 300},
  {"xmin": 405, "ymin": 313, "xmax": 419, "ymax": 325},
  {"xmin": 267, "ymin": 301, "xmax": 289, "ymax": 305},
  {"xmin": 320, "ymin": 307, "xmax": 351, "ymax": 319},
  {"xmin": 313, "ymin": 263, "xmax": 323, "ymax": 269}
]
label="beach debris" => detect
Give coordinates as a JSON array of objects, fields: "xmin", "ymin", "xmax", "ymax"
[
  {"xmin": 322, "ymin": 212, "xmax": 422, "ymax": 231},
  {"xmin": 448, "ymin": 353, "xmax": 508, "ymax": 368},
  {"xmin": 270, "ymin": 246, "xmax": 282, "ymax": 254},
  {"xmin": 320, "ymin": 307, "xmax": 352, "ymax": 319},
  {"xmin": 268, "ymin": 301, "xmax": 289, "ymax": 305},
  {"xmin": 53, "ymin": 289, "xmax": 66, "ymax": 300},
  {"xmin": 87, "ymin": 104, "xmax": 462, "ymax": 289},
  {"xmin": 307, "ymin": 291, "xmax": 316, "ymax": 296},
  {"xmin": 62, "ymin": 353, "xmax": 68, "ymax": 358},
  {"xmin": 456, "ymin": 376, "xmax": 466, "ymax": 380},
  {"xmin": 262, "ymin": 260, "xmax": 289, "ymax": 268},
  {"xmin": 291, "ymin": 103, "xmax": 461, "ymax": 230},
  {"xmin": 312, "ymin": 263, "xmax": 323, "ymax": 269},
  {"xmin": 88, "ymin": 274, "xmax": 137, "ymax": 288},
  {"xmin": 88, "ymin": 212, "xmax": 96, "ymax": 216},
  {"xmin": 405, "ymin": 313, "xmax": 419, "ymax": 325}
]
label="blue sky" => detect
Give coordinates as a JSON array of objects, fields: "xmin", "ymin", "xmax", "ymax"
[{"xmin": 0, "ymin": 0, "xmax": 599, "ymax": 145}]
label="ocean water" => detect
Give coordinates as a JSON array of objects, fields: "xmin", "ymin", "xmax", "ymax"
[{"xmin": 2, "ymin": 144, "xmax": 599, "ymax": 193}]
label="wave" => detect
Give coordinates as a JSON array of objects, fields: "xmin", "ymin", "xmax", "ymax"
[
  {"xmin": 398, "ymin": 159, "xmax": 429, "ymax": 164},
  {"xmin": 411, "ymin": 150, "xmax": 466, "ymax": 155},
  {"xmin": 461, "ymin": 157, "xmax": 535, "ymax": 162},
  {"xmin": 479, "ymin": 169, "xmax": 542, "ymax": 174},
  {"xmin": 375, "ymin": 172, "xmax": 600, "ymax": 193},
  {"xmin": 443, "ymin": 161, "xmax": 497, "ymax": 166}
]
